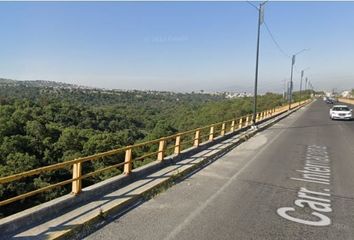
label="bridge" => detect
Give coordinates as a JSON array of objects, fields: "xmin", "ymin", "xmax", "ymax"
[{"xmin": 1, "ymin": 98, "xmax": 354, "ymax": 239}]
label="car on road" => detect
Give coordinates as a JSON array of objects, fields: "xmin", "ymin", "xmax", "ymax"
[
  {"xmin": 329, "ymin": 105, "xmax": 353, "ymax": 120},
  {"xmin": 325, "ymin": 97, "xmax": 336, "ymax": 104}
]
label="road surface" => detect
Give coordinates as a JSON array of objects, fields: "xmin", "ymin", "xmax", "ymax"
[{"xmin": 84, "ymin": 100, "xmax": 354, "ymax": 240}]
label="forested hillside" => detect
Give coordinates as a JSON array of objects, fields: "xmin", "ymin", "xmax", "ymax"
[{"xmin": 0, "ymin": 80, "xmax": 309, "ymax": 217}]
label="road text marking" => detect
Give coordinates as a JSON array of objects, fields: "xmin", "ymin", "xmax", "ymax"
[{"xmin": 277, "ymin": 145, "xmax": 332, "ymax": 226}]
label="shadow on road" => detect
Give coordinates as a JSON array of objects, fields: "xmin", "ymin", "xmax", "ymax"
[{"xmin": 268, "ymin": 121, "xmax": 353, "ymax": 130}]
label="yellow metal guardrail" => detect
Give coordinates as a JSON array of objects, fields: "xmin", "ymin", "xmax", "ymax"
[
  {"xmin": 0, "ymin": 100, "xmax": 310, "ymax": 208},
  {"xmin": 338, "ymin": 97, "xmax": 354, "ymax": 105}
]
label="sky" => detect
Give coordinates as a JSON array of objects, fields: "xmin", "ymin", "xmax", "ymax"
[{"xmin": 0, "ymin": 1, "xmax": 353, "ymax": 93}]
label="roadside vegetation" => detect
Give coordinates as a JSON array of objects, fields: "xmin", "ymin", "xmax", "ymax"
[{"xmin": 0, "ymin": 82, "xmax": 312, "ymax": 217}]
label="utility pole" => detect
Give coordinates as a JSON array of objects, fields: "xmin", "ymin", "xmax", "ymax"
[{"xmin": 252, "ymin": 2, "xmax": 266, "ymax": 127}]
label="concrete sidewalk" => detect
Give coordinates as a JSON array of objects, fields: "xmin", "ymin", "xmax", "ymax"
[{"xmin": 1, "ymin": 105, "xmax": 308, "ymax": 240}]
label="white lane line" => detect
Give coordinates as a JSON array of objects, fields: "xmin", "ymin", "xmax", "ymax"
[{"xmin": 163, "ymin": 124, "xmax": 290, "ymax": 240}]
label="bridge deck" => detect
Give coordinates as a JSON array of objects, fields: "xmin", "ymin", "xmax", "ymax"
[{"xmin": 84, "ymin": 100, "xmax": 354, "ymax": 240}]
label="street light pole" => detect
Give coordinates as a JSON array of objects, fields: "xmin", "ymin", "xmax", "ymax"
[
  {"xmin": 282, "ymin": 79, "xmax": 287, "ymax": 100},
  {"xmin": 288, "ymin": 55, "xmax": 295, "ymax": 110},
  {"xmin": 300, "ymin": 67, "xmax": 310, "ymax": 101},
  {"xmin": 288, "ymin": 49, "xmax": 309, "ymax": 110},
  {"xmin": 252, "ymin": 2, "xmax": 265, "ymax": 127},
  {"xmin": 299, "ymin": 70, "xmax": 304, "ymax": 102}
]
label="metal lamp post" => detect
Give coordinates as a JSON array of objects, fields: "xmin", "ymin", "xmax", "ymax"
[
  {"xmin": 299, "ymin": 67, "xmax": 310, "ymax": 102},
  {"xmin": 288, "ymin": 49, "xmax": 309, "ymax": 110}
]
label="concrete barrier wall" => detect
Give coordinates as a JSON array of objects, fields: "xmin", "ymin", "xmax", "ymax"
[{"xmin": 338, "ymin": 97, "xmax": 354, "ymax": 105}]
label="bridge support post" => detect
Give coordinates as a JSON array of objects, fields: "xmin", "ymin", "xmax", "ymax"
[
  {"xmin": 209, "ymin": 126, "xmax": 214, "ymax": 141},
  {"xmin": 221, "ymin": 123, "xmax": 226, "ymax": 136},
  {"xmin": 194, "ymin": 130, "xmax": 200, "ymax": 147},
  {"xmin": 238, "ymin": 118, "xmax": 243, "ymax": 129},
  {"xmin": 124, "ymin": 148, "xmax": 132, "ymax": 175},
  {"xmin": 157, "ymin": 139, "xmax": 166, "ymax": 161},
  {"xmin": 174, "ymin": 135, "xmax": 181, "ymax": 155},
  {"xmin": 72, "ymin": 162, "xmax": 82, "ymax": 195},
  {"xmin": 230, "ymin": 120, "xmax": 235, "ymax": 131}
]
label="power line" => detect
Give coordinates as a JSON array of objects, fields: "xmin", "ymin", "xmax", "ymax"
[
  {"xmin": 246, "ymin": 2, "xmax": 291, "ymax": 59},
  {"xmin": 246, "ymin": 1, "xmax": 259, "ymax": 11},
  {"xmin": 263, "ymin": 21, "xmax": 291, "ymax": 59}
]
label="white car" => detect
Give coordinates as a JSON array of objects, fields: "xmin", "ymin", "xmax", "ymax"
[{"xmin": 329, "ymin": 105, "xmax": 353, "ymax": 120}]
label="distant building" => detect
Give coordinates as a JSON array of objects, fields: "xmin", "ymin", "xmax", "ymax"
[
  {"xmin": 341, "ymin": 90, "xmax": 351, "ymax": 98},
  {"xmin": 225, "ymin": 92, "xmax": 252, "ymax": 99}
]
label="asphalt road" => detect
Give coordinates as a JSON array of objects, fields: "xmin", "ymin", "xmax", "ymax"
[{"xmin": 84, "ymin": 100, "xmax": 354, "ymax": 240}]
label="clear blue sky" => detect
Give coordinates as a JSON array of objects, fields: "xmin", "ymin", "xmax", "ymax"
[{"xmin": 0, "ymin": 1, "xmax": 353, "ymax": 92}]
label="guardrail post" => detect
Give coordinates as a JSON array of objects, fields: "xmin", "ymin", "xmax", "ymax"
[
  {"xmin": 209, "ymin": 126, "xmax": 214, "ymax": 141},
  {"xmin": 194, "ymin": 130, "xmax": 200, "ymax": 147},
  {"xmin": 124, "ymin": 147, "xmax": 132, "ymax": 175},
  {"xmin": 174, "ymin": 135, "xmax": 181, "ymax": 155},
  {"xmin": 221, "ymin": 123, "xmax": 226, "ymax": 136},
  {"xmin": 72, "ymin": 162, "xmax": 82, "ymax": 195},
  {"xmin": 230, "ymin": 120, "xmax": 235, "ymax": 131},
  {"xmin": 245, "ymin": 116, "xmax": 249, "ymax": 126},
  {"xmin": 238, "ymin": 118, "xmax": 243, "ymax": 129},
  {"xmin": 157, "ymin": 139, "xmax": 166, "ymax": 161}
]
